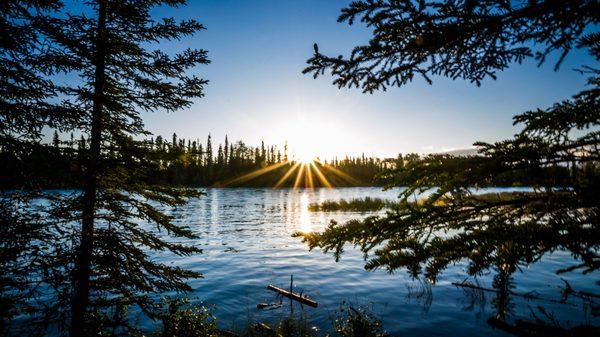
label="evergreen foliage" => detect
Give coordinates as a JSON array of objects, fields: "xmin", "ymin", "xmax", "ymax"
[
  {"xmin": 299, "ymin": 0, "xmax": 600, "ymax": 296},
  {"xmin": 304, "ymin": 0, "xmax": 599, "ymax": 92},
  {"xmin": 1, "ymin": 1, "xmax": 73, "ymax": 335},
  {"xmin": 1, "ymin": 0, "xmax": 209, "ymax": 335}
]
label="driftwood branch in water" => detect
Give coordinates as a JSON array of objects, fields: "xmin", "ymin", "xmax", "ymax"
[{"xmin": 267, "ymin": 284, "xmax": 318, "ymax": 308}]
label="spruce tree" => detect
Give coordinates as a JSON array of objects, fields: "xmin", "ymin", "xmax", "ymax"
[
  {"xmin": 198, "ymin": 143, "xmax": 204, "ymax": 166},
  {"xmin": 260, "ymin": 140, "xmax": 266, "ymax": 163},
  {"xmin": 254, "ymin": 147, "xmax": 261, "ymax": 165},
  {"xmin": 205, "ymin": 134, "xmax": 213, "ymax": 183},
  {"xmin": 155, "ymin": 135, "xmax": 163, "ymax": 151},
  {"xmin": 4, "ymin": 1, "xmax": 212, "ymax": 335},
  {"xmin": 299, "ymin": 0, "xmax": 599, "ymax": 297},
  {"xmin": 205, "ymin": 134, "xmax": 213, "ymax": 167},
  {"xmin": 224, "ymin": 135, "xmax": 229, "ymax": 165},
  {"xmin": 217, "ymin": 144, "xmax": 224, "ymax": 170},
  {"xmin": 53, "ymin": 131, "xmax": 60, "ymax": 148},
  {"xmin": 270, "ymin": 146, "xmax": 276, "ymax": 164}
]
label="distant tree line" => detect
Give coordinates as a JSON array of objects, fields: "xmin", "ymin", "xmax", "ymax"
[
  {"xmin": 1, "ymin": 130, "xmax": 576, "ymax": 189},
  {"xmin": 381, "ymin": 153, "xmax": 576, "ymax": 188},
  {"xmin": 1, "ymin": 131, "xmax": 392, "ymax": 188}
]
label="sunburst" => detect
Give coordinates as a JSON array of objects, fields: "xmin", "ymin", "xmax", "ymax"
[
  {"xmin": 274, "ymin": 162, "xmax": 301, "ymax": 188},
  {"xmin": 224, "ymin": 161, "xmax": 288, "ymax": 186},
  {"xmin": 223, "ymin": 155, "xmax": 361, "ymax": 188}
]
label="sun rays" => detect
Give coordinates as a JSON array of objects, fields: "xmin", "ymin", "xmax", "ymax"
[
  {"xmin": 309, "ymin": 161, "xmax": 332, "ymax": 188},
  {"xmin": 224, "ymin": 161, "xmax": 288, "ymax": 185},
  {"xmin": 274, "ymin": 162, "xmax": 301, "ymax": 188},
  {"xmin": 315, "ymin": 159, "xmax": 362, "ymax": 186},
  {"xmin": 223, "ymin": 158, "xmax": 362, "ymax": 188}
]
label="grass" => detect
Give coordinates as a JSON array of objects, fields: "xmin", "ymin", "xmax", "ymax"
[
  {"xmin": 157, "ymin": 300, "xmax": 390, "ymax": 337},
  {"xmin": 308, "ymin": 192, "xmax": 542, "ymax": 213},
  {"xmin": 308, "ymin": 197, "xmax": 395, "ymax": 212}
]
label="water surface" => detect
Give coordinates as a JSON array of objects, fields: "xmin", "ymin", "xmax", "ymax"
[{"xmin": 150, "ymin": 187, "xmax": 597, "ymax": 335}]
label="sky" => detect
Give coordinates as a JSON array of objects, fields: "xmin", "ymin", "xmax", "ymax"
[{"xmin": 138, "ymin": 0, "xmax": 594, "ymax": 159}]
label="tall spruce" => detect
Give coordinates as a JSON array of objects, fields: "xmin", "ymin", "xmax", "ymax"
[
  {"xmin": 205, "ymin": 133, "xmax": 213, "ymax": 167},
  {"xmin": 18, "ymin": 0, "xmax": 212, "ymax": 335},
  {"xmin": 224, "ymin": 135, "xmax": 229, "ymax": 165}
]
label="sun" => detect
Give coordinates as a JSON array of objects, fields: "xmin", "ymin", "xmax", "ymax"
[
  {"xmin": 295, "ymin": 150, "xmax": 316, "ymax": 163},
  {"xmin": 223, "ymin": 149, "xmax": 360, "ymax": 188},
  {"xmin": 269, "ymin": 114, "xmax": 357, "ymax": 162}
]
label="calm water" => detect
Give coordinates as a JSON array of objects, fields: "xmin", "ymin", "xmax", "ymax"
[{"xmin": 146, "ymin": 187, "xmax": 596, "ymax": 335}]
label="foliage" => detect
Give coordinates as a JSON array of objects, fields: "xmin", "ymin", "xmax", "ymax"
[
  {"xmin": 158, "ymin": 299, "xmax": 219, "ymax": 337},
  {"xmin": 0, "ymin": 197, "xmax": 51, "ymax": 337},
  {"xmin": 4, "ymin": 132, "xmax": 569, "ymax": 188},
  {"xmin": 333, "ymin": 305, "xmax": 388, "ymax": 337},
  {"xmin": 299, "ymin": 0, "xmax": 600, "ymax": 323},
  {"xmin": 303, "ymin": 0, "xmax": 599, "ymax": 92},
  {"xmin": 153, "ymin": 301, "xmax": 390, "ymax": 337},
  {"xmin": 307, "ymin": 192, "xmax": 546, "ymax": 212},
  {"xmin": 1, "ymin": 1, "xmax": 74, "ymax": 335},
  {"xmin": 117, "ymin": 135, "xmax": 390, "ymax": 187},
  {"xmin": 269, "ymin": 317, "xmax": 320, "ymax": 337},
  {"xmin": 1, "ymin": 0, "xmax": 209, "ymax": 335},
  {"xmin": 298, "ymin": 95, "xmax": 600, "ymax": 279},
  {"xmin": 246, "ymin": 304, "xmax": 389, "ymax": 337},
  {"xmin": 309, "ymin": 197, "xmax": 394, "ymax": 212}
]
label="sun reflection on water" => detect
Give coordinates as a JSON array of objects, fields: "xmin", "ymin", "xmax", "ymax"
[{"xmin": 299, "ymin": 193, "xmax": 312, "ymax": 233}]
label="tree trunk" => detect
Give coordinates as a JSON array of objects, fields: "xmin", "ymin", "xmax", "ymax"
[{"xmin": 70, "ymin": 1, "xmax": 106, "ymax": 336}]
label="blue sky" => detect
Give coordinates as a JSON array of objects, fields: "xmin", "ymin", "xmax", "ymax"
[{"xmin": 140, "ymin": 0, "xmax": 593, "ymax": 158}]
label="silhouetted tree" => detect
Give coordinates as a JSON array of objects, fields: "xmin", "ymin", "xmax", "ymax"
[
  {"xmin": 1, "ymin": 1, "xmax": 212, "ymax": 335},
  {"xmin": 155, "ymin": 135, "xmax": 164, "ymax": 151},
  {"xmin": 270, "ymin": 145, "xmax": 276, "ymax": 164},
  {"xmin": 304, "ymin": 0, "xmax": 598, "ymax": 92},
  {"xmin": 206, "ymin": 134, "xmax": 213, "ymax": 167},
  {"xmin": 217, "ymin": 144, "xmax": 224, "ymax": 167},
  {"xmin": 52, "ymin": 131, "xmax": 60, "ymax": 148},
  {"xmin": 299, "ymin": 0, "xmax": 600, "ymax": 302},
  {"xmin": 224, "ymin": 135, "xmax": 229, "ymax": 165}
]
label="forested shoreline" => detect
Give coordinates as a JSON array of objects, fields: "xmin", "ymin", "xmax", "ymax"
[
  {"xmin": 0, "ymin": 132, "xmax": 392, "ymax": 188},
  {"xmin": 1, "ymin": 131, "xmax": 578, "ymax": 189}
]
